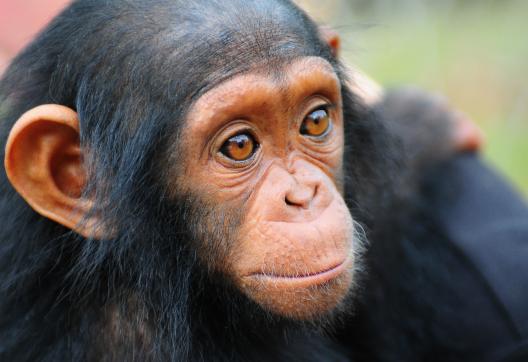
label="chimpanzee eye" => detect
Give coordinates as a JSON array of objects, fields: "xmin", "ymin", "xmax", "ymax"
[
  {"xmin": 220, "ymin": 133, "xmax": 258, "ymax": 161},
  {"xmin": 300, "ymin": 107, "xmax": 331, "ymax": 138}
]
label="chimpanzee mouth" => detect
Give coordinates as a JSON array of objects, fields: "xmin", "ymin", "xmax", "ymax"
[{"xmin": 247, "ymin": 259, "xmax": 348, "ymax": 288}]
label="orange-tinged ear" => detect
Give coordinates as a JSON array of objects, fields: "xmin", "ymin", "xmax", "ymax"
[
  {"xmin": 319, "ymin": 26, "xmax": 341, "ymax": 57},
  {"xmin": 4, "ymin": 104, "xmax": 100, "ymax": 238}
]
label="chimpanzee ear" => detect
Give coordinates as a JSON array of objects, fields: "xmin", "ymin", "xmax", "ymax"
[
  {"xmin": 4, "ymin": 104, "xmax": 101, "ymax": 238},
  {"xmin": 319, "ymin": 26, "xmax": 341, "ymax": 57}
]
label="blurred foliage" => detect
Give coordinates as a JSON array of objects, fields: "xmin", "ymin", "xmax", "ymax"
[{"xmin": 297, "ymin": 0, "xmax": 528, "ymax": 195}]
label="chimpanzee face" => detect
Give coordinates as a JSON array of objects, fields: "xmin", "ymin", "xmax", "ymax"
[{"xmin": 174, "ymin": 56, "xmax": 357, "ymax": 319}]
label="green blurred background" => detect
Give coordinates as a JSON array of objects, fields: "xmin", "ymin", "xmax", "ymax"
[{"xmin": 297, "ymin": 0, "xmax": 528, "ymax": 195}]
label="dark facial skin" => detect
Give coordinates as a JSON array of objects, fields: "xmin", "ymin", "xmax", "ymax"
[{"xmin": 177, "ymin": 56, "xmax": 356, "ymax": 319}]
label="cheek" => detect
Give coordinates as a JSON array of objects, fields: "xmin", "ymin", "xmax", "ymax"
[{"xmin": 179, "ymin": 195, "xmax": 245, "ymax": 272}]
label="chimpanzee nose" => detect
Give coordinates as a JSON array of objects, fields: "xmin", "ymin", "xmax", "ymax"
[
  {"xmin": 252, "ymin": 159, "xmax": 334, "ymax": 223},
  {"xmin": 282, "ymin": 158, "xmax": 328, "ymax": 211}
]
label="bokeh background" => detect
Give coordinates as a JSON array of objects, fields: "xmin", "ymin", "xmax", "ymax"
[
  {"xmin": 1, "ymin": 0, "xmax": 526, "ymax": 194},
  {"xmin": 296, "ymin": 0, "xmax": 528, "ymax": 195}
]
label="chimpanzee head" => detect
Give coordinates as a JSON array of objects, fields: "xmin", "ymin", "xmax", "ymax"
[{"xmin": 0, "ymin": 0, "xmax": 389, "ymax": 355}]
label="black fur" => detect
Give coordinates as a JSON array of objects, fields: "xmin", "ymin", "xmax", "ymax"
[
  {"xmin": 0, "ymin": 1, "xmax": 393, "ymax": 360},
  {"xmin": 0, "ymin": 0, "xmax": 468, "ymax": 361}
]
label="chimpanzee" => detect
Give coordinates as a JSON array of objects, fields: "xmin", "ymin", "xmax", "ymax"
[{"xmin": 1, "ymin": 0, "xmax": 527, "ymax": 361}]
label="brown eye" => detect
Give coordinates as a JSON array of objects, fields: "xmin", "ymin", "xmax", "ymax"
[
  {"xmin": 300, "ymin": 108, "xmax": 331, "ymax": 137},
  {"xmin": 220, "ymin": 133, "xmax": 258, "ymax": 161}
]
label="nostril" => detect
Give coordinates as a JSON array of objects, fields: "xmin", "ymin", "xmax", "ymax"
[
  {"xmin": 285, "ymin": 192, "xmax": 311, "ymax": 209},
  {"xmin": 284, "ymin": 184, "xmax": 318, "ymax": 209}
]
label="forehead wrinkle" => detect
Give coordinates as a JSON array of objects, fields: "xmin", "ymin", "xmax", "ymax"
[
  {"xmin": 198, "ymin": 74, "xmax": 275, "ymax": 112},
  {"xmin": 185, "ymin": 73, "xmax": 275, "ymax": 137},
  {"xmin": 270, "ymin": 56, "xmax": 337, "ymax": 90},
  {"xmin": 186, "ymin": 57, "xmax": 339, "ymax": 133},
  {"xmin": 268, "ymin": 57, "xmax": 340, "ymax": 119},
  {"xmin": 246, "ymin": 56, "xmax": 338, "ymax": 103},
  {"xmin": 188, "ymin": 55, "xmax": 335, "ymax": 112}
]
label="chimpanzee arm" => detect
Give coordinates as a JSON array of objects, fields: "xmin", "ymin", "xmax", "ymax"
[
  {"xmin": 374, "ymin": 86, "xmax": 483, "ymax": 171},
  {"xmin": 339, "ymin": 84, "xmax": 528, "ymax": 361},
  {"xmin": 343, "ymin": 152, "xmax": 528, "ymax": 362},
  {"xmin": 422, "ymin": 153, "xmax": 528, "ymax": 362}
]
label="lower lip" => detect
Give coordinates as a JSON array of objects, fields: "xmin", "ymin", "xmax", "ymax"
[{"xmin": 247, "ymin": 260, "xmax": 348, "ymax": 288}]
